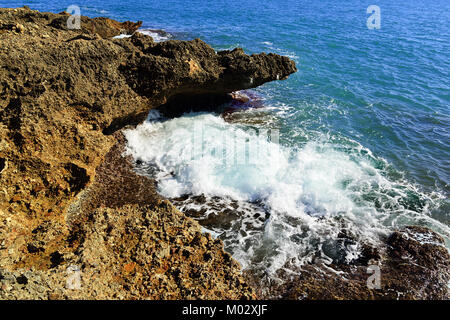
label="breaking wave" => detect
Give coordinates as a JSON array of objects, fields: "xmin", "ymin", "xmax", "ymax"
[{"xmin": 124, "ymin": 111, "xmax": 449, "ymax": 275}]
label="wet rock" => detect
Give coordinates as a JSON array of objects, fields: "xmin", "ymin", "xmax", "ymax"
[{"xmin": 246, "ymin": 226, "xmax": 449, "ymax": 300}]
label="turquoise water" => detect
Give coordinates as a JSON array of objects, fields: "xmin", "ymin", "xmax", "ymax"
[{"xmin": 5, "ymin": 1, "xmax": 449, "ymax": 267}]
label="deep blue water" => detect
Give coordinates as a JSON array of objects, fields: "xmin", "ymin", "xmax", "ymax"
[{"xmin": 3, "ymin": 1, "xmax": 449, "ymax": 247}]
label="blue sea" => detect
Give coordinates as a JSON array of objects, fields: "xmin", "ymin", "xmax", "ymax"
[{"xmin": 5, "ymin": 0, "xmax": 449, "ymax": 272}]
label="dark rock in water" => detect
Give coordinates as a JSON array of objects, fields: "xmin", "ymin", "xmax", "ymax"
[
  {"xmin": 171, "ymin": 195, "xmax": 270, "ymax": 257},
  {"xmin": 175, "ymin": 193, "xmax": 449, "ymax": 300},
  {"xmin": 221, "ymin": 90, "xmax": 272, "ymax": 124},
  {"xmin": 246, "ymin": 226, "xmax": 449, "ymax": 300},
  {"xmin": 230, "ymin": 91, "xmax": 264, "ymax": 108},
  {"xmin": 208, "ymin": 90, "xmax": 283, "ymax": 126},
  {"xmin": 222, "ymin": 91, "xmax": 265, "ymax": 114}
]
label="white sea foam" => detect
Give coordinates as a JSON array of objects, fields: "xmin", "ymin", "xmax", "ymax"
[
  {"xmin": 124, "ymin": 112, "xmax": 450, "ymax": 274},
  {"xmin": 138, "ymin": 29, "xmax": 172, "ymax": 42},
  {"xmin": 113, "ymin": 34, "xmax": 132, "ymax": 39},
  {"xmin": 260, "ymin": 41, "xmax": 299, "ymax": 62},
  {"xmin": 113, "ymin": 29, "xmax": 173, "ymax": 41}
]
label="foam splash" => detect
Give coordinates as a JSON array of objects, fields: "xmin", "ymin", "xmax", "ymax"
[
  {"xmin": 112, "ymin": 34, "xmax": 132, "ymax": 39},
  {"xmin": 113, "ymin": 29, "xmax": 173, "ymax": 41},
  {"xmin": 138, "ymin": 29, "xmax": 173, "ymax": 42},
  {"xmin": 124, "ymin": 112, "xmax": 450, "ymax": 274}
]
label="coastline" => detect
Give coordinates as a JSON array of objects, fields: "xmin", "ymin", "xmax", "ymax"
[{"xmin": 0, "ymin": 7, "xmax": 448, "ymax": 300}]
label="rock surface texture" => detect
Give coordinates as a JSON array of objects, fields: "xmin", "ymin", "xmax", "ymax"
[{"xmin": 0, "ymin": 7, "xmax": 448, "ymax": 300}]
